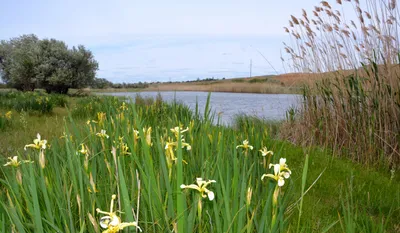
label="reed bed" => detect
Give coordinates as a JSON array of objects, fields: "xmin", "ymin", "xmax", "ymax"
[
  {"xmin": 281, "ymin": 0, "xmax": 400, "ymax": 167},
  {"xmin": 143, "ymin": 81, "xmax": 298, "ymax": 94}
]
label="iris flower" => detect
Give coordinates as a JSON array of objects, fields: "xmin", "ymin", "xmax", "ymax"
[
  {"xmin": 5, "ymin": 111, "xmax": 12, "ymax": 119},
  {"xmin": 96, "ymin": 130, "xmax": 110, "ymax": 139},
  {"xmin": 96, "ymin": 195, "xmax": 141, "ymax": 233},
  {"xmin": 236, "ymin": 139, "xmax": 253, "ymax": 150},
  {"xmin": 261, "ymin": 158, "xmax": 291, "ymax": 187},
  {"xmin": 259, "ymin": 147, "xmax": 274, "ymax": 157},
  {"xmin": 78, "ymin": 144, "xmax": 88, "ymax": 155},
  {"xmin": 181, "ymin": 178, "xmax": 216, "ymax": 201},
  {"xmin": 24, "ymin": 133, "xmax": 47, "ymax": 150},
  {"xmin": 3, "ymin": 156, "xmax": 33, "ymax": 167}
]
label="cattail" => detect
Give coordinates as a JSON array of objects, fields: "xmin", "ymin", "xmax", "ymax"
[
  {"xmin": 289, "ymin": 20, "xmax": 294, "ymax": 27},
  {"xmin": 354, "ymin": 45, "xmax": 360, "ymax": 52},
  {"xmin": 326, "ymin": 9, "xmax": 332, "ymax": 16},
  {"xmin": 300, "ymin": 19, "xmax": 305, "ymax": 26},
  {"xmin": 340, "ymin": 53, "xmax": 348, "ymax": 59},
  {"xmin": 387, "ymin": 19, "xmax": 393, "ymax": 25},
  {"xmin": 335, "ymin": 10, "xmax": 341, "ymax": 16},
  {"xmin": 305, "ymin": 42, "xmax": 312, "ymax": 47},
  {"xmin": 354, "ymin": 0, "xmax": 359, "ymax": 4},
  {"xmin": 315, "ymin": 6, "xmax": 322, "ymax": 12},
  {"xmin": 336, "ymin": 0, "xmax": 342, "ymax": 4},
  {"xmin": 291, "ymin": 15, "xmax": 300, "ymax": 25},
  {"xmin": 313, "ymin": 10, "xmax": 319, "ymax": 17}
]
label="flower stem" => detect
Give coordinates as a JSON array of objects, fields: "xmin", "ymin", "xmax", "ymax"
[{"xmin": 197, "ymin": 197, "xmax": 202, "ymax": 232}]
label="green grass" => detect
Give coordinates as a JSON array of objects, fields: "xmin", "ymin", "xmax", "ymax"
[{"xmin": 0, "ymin": 93, "xmax": 399, "ymax": 232}]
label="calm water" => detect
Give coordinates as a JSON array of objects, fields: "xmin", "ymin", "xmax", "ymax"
[{"xmin": 103, "ymin": 92, "xmax": 300, "ymax": 125}]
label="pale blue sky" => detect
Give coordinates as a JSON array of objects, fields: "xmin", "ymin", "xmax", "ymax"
[{"xmin": 0, "ymin": 0, "xmax": 321, "ymax": 83}]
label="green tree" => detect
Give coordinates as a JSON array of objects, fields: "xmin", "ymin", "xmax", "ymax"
[
  {"xmin": 0, "ymin": 34, "xmax": 99, "ymax": 94},
  {"xmin": 91, "ymin": 78, "xmax": 113, "ymax": 89},
  {"xmin": 0, "ymin": 34, "xmax": 40, "ymax": 91}
]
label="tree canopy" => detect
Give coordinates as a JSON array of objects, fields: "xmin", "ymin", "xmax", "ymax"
[{"xmin": 0, "ymin": 34, "xmax": 99, "ymax": 93}]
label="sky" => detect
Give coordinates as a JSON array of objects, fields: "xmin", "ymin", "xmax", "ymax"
[{"xmin": 0, "ymin": 0, "xmax": 322, "ymax": 83}]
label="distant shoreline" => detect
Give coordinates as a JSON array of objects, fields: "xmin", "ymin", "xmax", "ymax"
[{"xmin": 91, "ymin": 73, "xmax": 319, "ymax": 94}]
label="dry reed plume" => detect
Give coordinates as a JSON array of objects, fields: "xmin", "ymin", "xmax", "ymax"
[{"xmin": 281, "ymin": 0, "xmax": 400, "ymax": 167}]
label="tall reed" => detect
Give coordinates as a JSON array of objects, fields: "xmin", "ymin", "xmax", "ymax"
[{"xmin": 281, "ymin": 0, "xmax": 400, "ymax": 166}]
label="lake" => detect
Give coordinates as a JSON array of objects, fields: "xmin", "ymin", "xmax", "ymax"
[{"xmin": 102, "ymin": 91, "xmax": 300, "ymax": 125}]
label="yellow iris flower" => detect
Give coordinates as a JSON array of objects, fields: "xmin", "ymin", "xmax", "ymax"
[
  {"xmin": 5, "ymin": 111, "xmax": 12, "ymax": 119},
  {"xmin": 261, "ymin": 158, "xmax": 291, "ymax": 187},
  {"xmin": 143, "ymin": 127, "xmax": 152, "ymax": 146},
  {"xmin": 78, "ymin": 144, "xmax": 88, "ymax": 155},
  {"xmin": 3, "ymin": 156, "xmax": 33, "ymax": 167},
  {"xmin": 236, "ymin": 139, "xmax": 253, "ymax": 151},
  {"xmin": 181, "ymin": 178, "xmax": 216, "ymax": 201},
  {"xmin": 259, "ymin": 147, "xmax": 274, "ymax": 157},
  {"xmin": 96, "ymin": 130, "xmax": 110, "ymax": 139},
  {"xmin": 119, "ymin": 102, "xmax": 128, "ymax": 111},
  {"xmin": 96, "ymin": 195, "xmax": 141, "ymax": 233},
  {"xmin": 24, "ymin": 133, "xmax": 47, "ymax": 151},
  {"xmin": 170, "ymin": 126, "xmax": 189, "ymax": 138}
]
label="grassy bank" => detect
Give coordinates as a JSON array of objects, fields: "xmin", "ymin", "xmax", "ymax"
[{"xmin": 0, "ymin": 92, "xmax": 399, "ymax": 232}]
